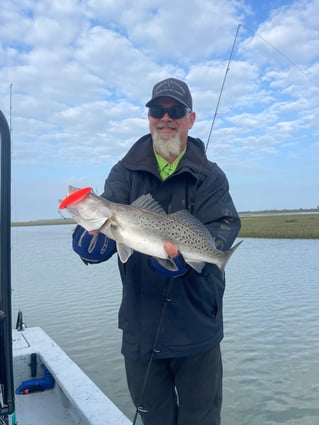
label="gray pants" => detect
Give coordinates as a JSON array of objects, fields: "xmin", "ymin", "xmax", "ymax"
[{"xmin": 125, "ymin": 345, "xmax": 223, "ymax": 425}]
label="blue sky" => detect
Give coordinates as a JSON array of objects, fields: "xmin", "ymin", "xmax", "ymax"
[{"xmin": 1, "ymin": 0, "xmax": 318, "ymax": 221}]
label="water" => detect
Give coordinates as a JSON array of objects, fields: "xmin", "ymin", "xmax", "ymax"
[{"xmin": 11, "ymin": 225, "xmax": 319, "ymax": 424}]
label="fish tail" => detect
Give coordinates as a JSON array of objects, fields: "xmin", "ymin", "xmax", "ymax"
[{"xmin": 220, "ymin": 240, "xmax": 243, "ymax": 272}]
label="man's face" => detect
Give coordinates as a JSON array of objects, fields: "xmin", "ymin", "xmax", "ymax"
[{"xmin": 148, "ymin": 97, "xmax": 196, "ymax": 163}]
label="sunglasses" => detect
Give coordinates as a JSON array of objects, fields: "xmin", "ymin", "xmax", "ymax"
[{"xmin": 149, "ymin": 106, "xmax": 190, "ymax": 120}]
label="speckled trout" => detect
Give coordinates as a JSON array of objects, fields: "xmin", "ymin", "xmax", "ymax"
[{"xmin": 59, "ymin": 186, "xmax": 242, "ymax": 272}]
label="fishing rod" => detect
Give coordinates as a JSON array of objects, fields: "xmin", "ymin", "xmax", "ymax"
[
  {"xmin": 204, "ymin": 24, "xmax": 241, "ymax": 153},
  {"xmin": 191, "ymin": 21, "xmax": 319, "ymax": 214},
  {"xmin": 189, "ymin": 24, "xmax": 241, "ymax": 211},
  {"xmin": 131, "ymin": 25, "xmax": 241, "ymax": 425},
  {"xmin": 131, "ymin": 279, "xmax": 174, "ymax": 425}
]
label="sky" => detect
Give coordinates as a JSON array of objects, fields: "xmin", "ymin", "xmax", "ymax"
[{"xmin": 1, "ymin": 0, "xmax": 318, "ymax": 221}]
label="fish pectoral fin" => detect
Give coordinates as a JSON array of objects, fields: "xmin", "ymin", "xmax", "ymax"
[
  {"xmin": 156, "ymin": 256, "xmax": 206, "ymax": 273},
  {"xmin": 186, "ymin": 261, "xmax": 205, "ymax": 273},
  {"xmin": 116, "ymin": 243, "xmax": 133, "ymax": 263},
  {"xmin": 155, "ymin": 257, "xmax": 179, "ymax": 272}
]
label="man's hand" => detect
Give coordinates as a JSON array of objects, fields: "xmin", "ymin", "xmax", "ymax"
[
  {"xmin": 148, "ymin": 241, "xmax": 190, "ymax": 277},
  {"xmin": 72, "ymin": 225, "xmax": 116, "ymax": 265},
  {"xmin": 163, "ymin": 240, "xmax": 179, "ymax": 258}
]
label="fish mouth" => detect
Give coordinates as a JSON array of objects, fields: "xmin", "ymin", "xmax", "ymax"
[{"xmin": 59, "ymin": 186, "xmax": 92, "ymax": 209}]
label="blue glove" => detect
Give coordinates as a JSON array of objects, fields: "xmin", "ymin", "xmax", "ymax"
[
  {"xmin": 148, "ymin": 251, "xmax": 190, "ymax": 277},
  {"xmin": 72, "ymin": 225, "xmax": 116, "ymax": 265}
]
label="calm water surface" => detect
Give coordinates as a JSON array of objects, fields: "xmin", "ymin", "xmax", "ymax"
[{"xmin": 11, "ymin": 225, "xmax": 319, "ymax": 424}]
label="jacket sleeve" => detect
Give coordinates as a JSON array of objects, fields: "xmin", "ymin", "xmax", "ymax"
[{"xmin": 193, "ymin": 163, "xmax": 241, "ymax": 251}]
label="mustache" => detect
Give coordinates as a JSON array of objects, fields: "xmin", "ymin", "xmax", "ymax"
[{"xmin": 155, "ymin": 124, "xmax": 177, "ymax": 130}]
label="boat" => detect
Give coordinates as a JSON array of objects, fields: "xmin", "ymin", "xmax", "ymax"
[{"xmin": 0, "ymin": 109, "xmax": 131, "ymax": 425}]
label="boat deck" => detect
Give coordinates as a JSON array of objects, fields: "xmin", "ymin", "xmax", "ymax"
[
  {"xmin": 14, "ymin": 388, "xmax": 79, "ymax": 425},
  {"xmin": 13, "ymin": 327, "xmax": 131, "ymax": 425}
]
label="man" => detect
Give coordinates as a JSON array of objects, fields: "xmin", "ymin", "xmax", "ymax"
[{"xmin": 72, "ymin": 77, "xmax": 241, "ymax": 425}]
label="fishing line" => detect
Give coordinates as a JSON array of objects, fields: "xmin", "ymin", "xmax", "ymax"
[
  {"xmin": 243, "ymin": 24, "xmax": 319, "ymax": 90},
  {"xmin": 190, "ymin": 21, "xmax": 319, "ymax": 211}
]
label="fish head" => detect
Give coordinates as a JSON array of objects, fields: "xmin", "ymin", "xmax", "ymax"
[{"xmin": 59, "ymin": 186, "xmax": 113, "ymax": 231}]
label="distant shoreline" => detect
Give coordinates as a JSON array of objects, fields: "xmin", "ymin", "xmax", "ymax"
[
  {"xmin": 11, "ymin": 212, "xmax": 319, "ymax": 239},
  {"xmin": 12, "ymin": 218, "xmax": 75, "ymax": 227}
]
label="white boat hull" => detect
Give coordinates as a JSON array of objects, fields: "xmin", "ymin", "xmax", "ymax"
[{"xmin": 13, "ymin": 327, "xmax": 131, "ymax": 425}]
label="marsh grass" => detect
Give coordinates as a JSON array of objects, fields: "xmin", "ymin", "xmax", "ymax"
[{"xmin": 239, "ymin": 214, "xmax": 319, "ymax": 239}]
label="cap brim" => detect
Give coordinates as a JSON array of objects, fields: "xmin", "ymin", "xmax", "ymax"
[{"xmin": 145, "ymin": 96, "xmax": 189, "ymax": 109}]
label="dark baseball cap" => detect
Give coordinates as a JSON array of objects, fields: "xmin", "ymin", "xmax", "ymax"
[{"xmin": 146, "ymin": 78, "xmax": 193, "ymax": 110}]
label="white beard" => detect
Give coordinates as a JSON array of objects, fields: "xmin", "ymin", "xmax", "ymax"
[{"xmin": 152, "ymin": 131, "xmax": 183, "ymax": 162}]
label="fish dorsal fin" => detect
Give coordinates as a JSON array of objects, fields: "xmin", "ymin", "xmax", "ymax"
[
  {"xmin": 132, "ymin": 194, "xmax": 166, "ymax": 214},
  {"xmin": 170, "ymin": 209, "xmax": 194, "ymax": 222}
]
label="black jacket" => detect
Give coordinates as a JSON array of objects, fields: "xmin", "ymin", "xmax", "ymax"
[{"xmin": 102, "ymin": 134, "xmax": 241, "ymax": 362}]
